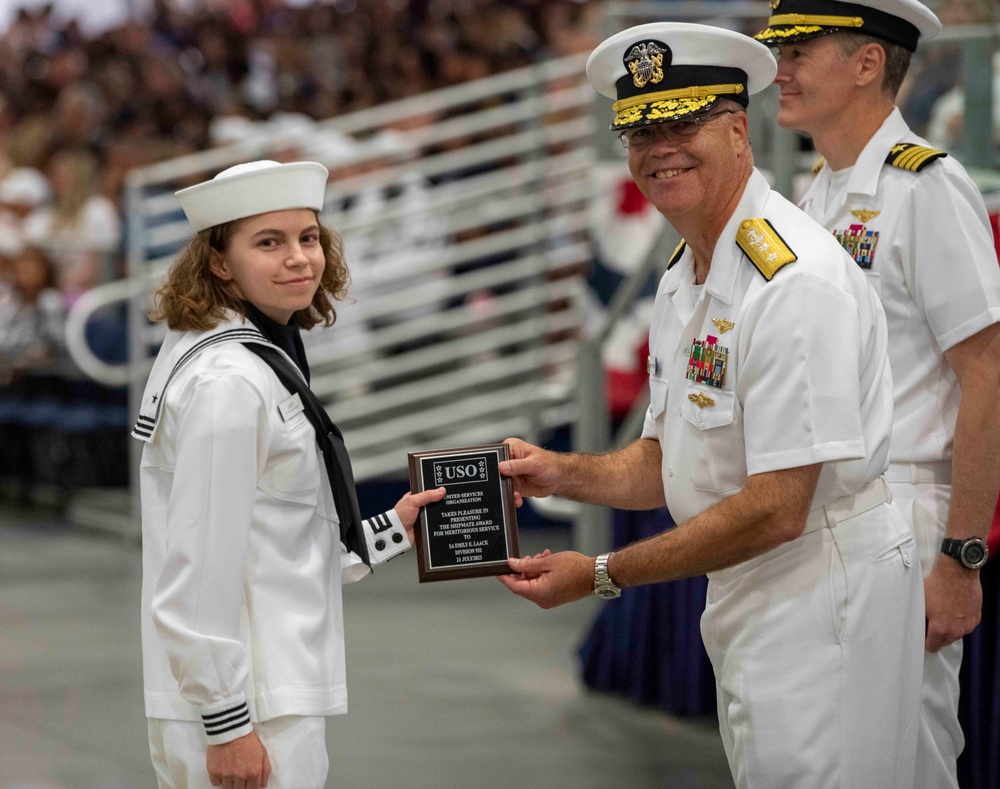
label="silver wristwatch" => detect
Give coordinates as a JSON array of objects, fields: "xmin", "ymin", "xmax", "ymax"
[{"xmin": 593, "ymin": 553, "xmax": 622, "ymax": 600}]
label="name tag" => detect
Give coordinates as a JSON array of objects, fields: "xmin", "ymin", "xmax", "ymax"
[{"xmin": 278, "ymin": 393, "xmax": 305, "ymax": 422}]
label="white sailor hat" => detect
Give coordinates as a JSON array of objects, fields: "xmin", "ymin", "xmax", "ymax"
[
  {"xmin": 587, "ymin": 22, "xmax": 777, "ymax": 131},
  {"xmin": 754, "ymin": 0, "xmax": 941, "ymax": 51},
  {"xmin": 175, "ymin": 160, "xmax": 329, "ymax": 232},
  {"xmin": 0, "ymin": 167, "xmax": 52, "ymax": 207}
]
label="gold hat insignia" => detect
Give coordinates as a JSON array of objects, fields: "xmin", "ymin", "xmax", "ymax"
[
  {"xmin": 626, "ymin": 42, "xmax": 666, "ymax": 89},
  {"xmin": 850, "ymin": 209, "xmax": 881, "ymax": 223}
]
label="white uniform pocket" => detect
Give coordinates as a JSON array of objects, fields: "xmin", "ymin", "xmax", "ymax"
[
  {"xmin": 873, "ymin": 533, "xmax": 915, "ymax": 568},
  {"xmin": 683, "ymin": 386, "xmax": 743, "ymax": 493},
  {"xmin": 648, "ymin": 376, "xmax": 668, "ymax": 420},
  {"xmin": 682, "ymin": 387, "xmax": 736, "ymax": 431},
  {"xmin": 259, "ymin": 417, "xmax": 321, "ymax": 506}
]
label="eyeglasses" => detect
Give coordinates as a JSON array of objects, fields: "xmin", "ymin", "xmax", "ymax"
[{"xmin": 618, "ymin": 110, "xmax": 736, "ymax": 150}]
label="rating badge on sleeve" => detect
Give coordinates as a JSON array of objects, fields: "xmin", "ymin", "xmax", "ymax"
[{"xmin": 686, "ymin": 335, "xmax": 728, "ymax": 388}]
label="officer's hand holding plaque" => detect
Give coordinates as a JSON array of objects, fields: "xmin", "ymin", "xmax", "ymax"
[{"xmin": 407, "ymin": 443, "xmax": 519, "ymax": 582}]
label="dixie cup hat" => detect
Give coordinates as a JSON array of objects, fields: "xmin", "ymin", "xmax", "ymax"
[
  {"xmin": 754, "ymin": 0, "xmax": 941, "ymax": 52},
  {"xmin": 175, "ymin": 160, "xmax": 329, "ymax": 232},
  {"xmin": 0, "ymin": 167, "xmax": 52, "ymax": 207},
  {"xmin": 587, "ymin": 22, "xmax": 778, "ymax": 131}
]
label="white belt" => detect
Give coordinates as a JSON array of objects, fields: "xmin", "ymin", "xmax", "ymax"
[
  {"xmin": 884, "ymin": 460, "xmax": 952, "ymax": 485},
  {"xmin": 802, "ymin": 477, "xmax": 891, "ymax": 536}
]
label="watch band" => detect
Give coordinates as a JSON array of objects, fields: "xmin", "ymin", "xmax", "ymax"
[
  {"xmin": 593, "ymin": 552, "xmax": 622, "ymax": 599},
  {"xmin": 941, "ymin": 537, "xmax": 989, "ymax": 570}
]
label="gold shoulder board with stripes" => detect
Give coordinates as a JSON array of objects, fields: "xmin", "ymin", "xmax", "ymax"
[
  {"xmin": 885, "ymin": 143, "xmax": 947, "ymax": 173},
  {"xmin": 736, "ymin": 218, "xmax": 797, "ymax": 281},
  {"xmin": 666, "ymin": 239, "xmax": 687, "ymax": 270}
]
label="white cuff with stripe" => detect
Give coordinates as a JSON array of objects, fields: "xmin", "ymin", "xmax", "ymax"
[
  {"xmin": 363, "ymin": 509, "xmax": 410, "ymax": 566},
  {"xmin": 200, "ymin": 695, "xmax": 254, "ymax": 745}
]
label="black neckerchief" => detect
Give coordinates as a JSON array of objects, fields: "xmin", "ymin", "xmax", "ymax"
[
  {"xmin": 237, "ymin": 307, "xmax": 369, "ymax": 568},
  {"xmin": 243, "ymin": 302, "xmax": 310, "ymax": 382}
]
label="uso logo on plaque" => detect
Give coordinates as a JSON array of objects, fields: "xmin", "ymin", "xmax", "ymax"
[{"xmin": 433, "ymin": 458, "xmax": 489, "ymax": 486}]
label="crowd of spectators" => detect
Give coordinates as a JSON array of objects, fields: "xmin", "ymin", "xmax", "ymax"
[
  {"xmin": 0, "ymin": 0, "xmax": 600, "ymax": 501},
  {"xmin": 0, "ymin": 0, "xmax": 598, "ymax": 286}
]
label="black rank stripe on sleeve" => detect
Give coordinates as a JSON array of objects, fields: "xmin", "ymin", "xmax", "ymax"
[
  {"xmin": 367, "ymin": 512, "xmax": 393, "ymax": 534},
  {"xmin": 201, "ymin": 700, "xmax": 251, "ymax": 737}
]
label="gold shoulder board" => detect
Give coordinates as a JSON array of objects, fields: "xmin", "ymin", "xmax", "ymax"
[
  {"xmin": 811, "ymin": 156, "xmax": 825, "ymax": 174},
  {"xmin": 885, "ymin": 143, "xmax": 947, "ymax": 173},
  {"xmin": 666, "ymin": 239, "xmax": 687, "ymax": 270},
  {"xmin": 736, "ymin": 218, "xmax": 797, "ymax": 281}
]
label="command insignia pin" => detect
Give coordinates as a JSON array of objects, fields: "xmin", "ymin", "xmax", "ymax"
[
  {"xmin": 711, "ymin": 318, "xmax": 734, "ymax": 334},
  {"xmin": 688, "ymin": 392, "xmax": 716, "ymax": 409}
]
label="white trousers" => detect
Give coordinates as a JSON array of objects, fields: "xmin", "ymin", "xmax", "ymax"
[
  {"xmin": 148, "ymin": 716, "xmax": 329, "ymax": 789},
  {"xmin": 888, "ymin": 470, "xmax": 963, "ymax": 789},
  {"xmin": 701, "ymin": 499, "xmax": 924, "ymax": 789}
]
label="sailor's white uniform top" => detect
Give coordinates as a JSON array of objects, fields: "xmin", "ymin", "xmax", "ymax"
[{"xmin": 133, "ymin": 315, "xmax": 408, "ymax": 744}]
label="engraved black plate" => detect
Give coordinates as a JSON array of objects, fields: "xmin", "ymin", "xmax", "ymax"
[{"xmin": 407, "ymin": 443, "xmax": 519, "ymax": 582}]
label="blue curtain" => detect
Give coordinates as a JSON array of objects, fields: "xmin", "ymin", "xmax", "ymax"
[
  {"xmin": 578, "ymin": 507, "xmax": 716, "ymax": 716},
  {"xmin": 958, "ymin": 556, "xmax": 1000, "ymax": 789}
]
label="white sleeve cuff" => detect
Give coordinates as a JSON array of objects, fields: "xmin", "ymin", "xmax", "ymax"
[
  {"xmin": 200, "ymin": 695, "xmax": 254, "ymax": 745},
  {"xmin": 363, "ymin": 509, "xmax": 411, "ymax": 566}
]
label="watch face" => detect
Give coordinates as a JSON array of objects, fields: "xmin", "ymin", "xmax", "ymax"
[
  {"xmin": 962, "ymin": 541, "xmax": 987, "ymax": 568},
  {"xmin": 596, "ymin": 587, "xmax": 620, "ymax": 600}
]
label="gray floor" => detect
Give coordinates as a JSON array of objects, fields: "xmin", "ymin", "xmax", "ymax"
[{"xmin": 0, "ymin": 500, "xmax": 733, "ymax": 789}]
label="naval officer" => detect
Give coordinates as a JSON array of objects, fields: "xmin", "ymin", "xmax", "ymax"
[
  {"xmin": 497, "ymin": 23, "xmax": 924, "ymax": 788},
  {"xmin": 754, "ymin": 2, "xmax": 1000, "ymax": 784}
]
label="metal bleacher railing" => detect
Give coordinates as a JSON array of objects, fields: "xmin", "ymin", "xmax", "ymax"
[
  {"xmin": 65, "ymin": 51, "xmax": 595, "ymax": 538},
  {"xmin": 64, "ymin": 3, "xmax": 999, "ymax": 544}
]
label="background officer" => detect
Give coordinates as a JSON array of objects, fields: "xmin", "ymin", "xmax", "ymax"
[{"xmin": 755, "ymin": 2, "xmax": 1000, "ymax": 785}]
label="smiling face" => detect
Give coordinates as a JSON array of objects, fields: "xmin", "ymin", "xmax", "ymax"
[
  {"xmin": 627, "ymin": 107, "xmax": 751, "ymax": 229},
  {"xmin": 774, "ymin": 35, "xmax": 859, "ymax": 136},
  {"xmin": 209, "ymin": 208, "xmax": 326, "ymax": 325}
]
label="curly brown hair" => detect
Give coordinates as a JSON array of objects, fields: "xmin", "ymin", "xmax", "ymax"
[{"xmin": 149, "ymin": 212, "xmax": 350, "ymax": 331}]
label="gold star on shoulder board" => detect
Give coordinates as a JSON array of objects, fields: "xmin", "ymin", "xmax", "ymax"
[
  {"xmin": 850, "ymin": 209, "xmax": 880, "ymax": 223},
  {"xmin": 712, "ymin": 318, "xmax": 734, "ymax": 334}
]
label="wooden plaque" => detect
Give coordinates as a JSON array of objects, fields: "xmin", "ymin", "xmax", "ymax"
[{"xmin": 407, "ymin": 443, "xmax": 519, "ymax": 582}]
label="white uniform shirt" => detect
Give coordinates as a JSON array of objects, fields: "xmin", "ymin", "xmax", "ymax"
[
  {"xmin": 799, "ymin": 108, "xmax": 1000, "ymax": 463},
  {"xmin": 641, "ymin": 169, "xmax": 894, "ymax": 524},
  {"xmin": 134, "ymin": 317, "xmax": 410, "ymax": 744}
]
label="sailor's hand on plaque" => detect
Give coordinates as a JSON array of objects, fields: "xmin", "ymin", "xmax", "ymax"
[
  {"xmin": 499, "ymin": 438, "xmax": 560, "ymax": 504},
  {"xmin": 497, "ymin": 551, "xmax": 592, "ymax": 609},
  {"xmin": 394, "ymin": 487, "xmax": 446, "ymax": 545}
]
